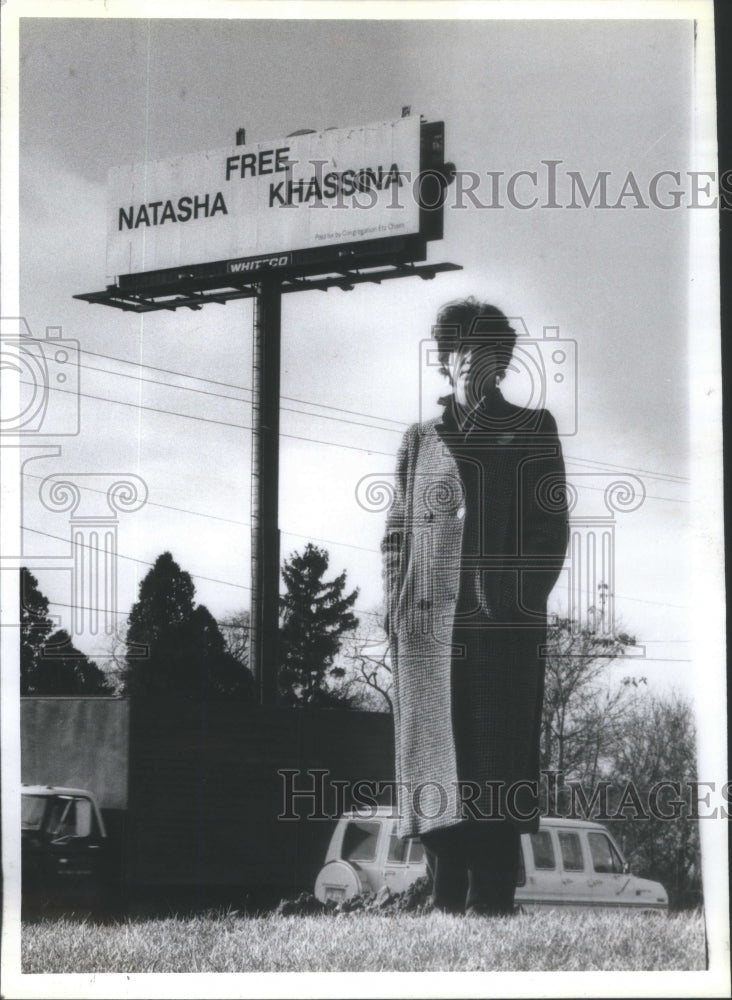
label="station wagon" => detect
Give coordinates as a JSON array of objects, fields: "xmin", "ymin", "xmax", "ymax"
[{"xmin": 314, "ymin": 807, "xmax": 668, "ymax": 913}]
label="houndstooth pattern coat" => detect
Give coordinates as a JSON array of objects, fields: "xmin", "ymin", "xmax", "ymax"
[{"xmin": 382, "ymin": 394, "xmax": 569, "ymax": 838}]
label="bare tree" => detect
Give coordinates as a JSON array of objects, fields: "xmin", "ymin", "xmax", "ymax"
[
  {"xmin": 341, "ymin": 605, "xmax": 393, "ymax": 713},
  {"xmin": 99, "ymin": 623, "xmax": 130, "ymax": 695},
  {"xmin": 219, "ymin": 609, "xmax": 250, "ymax": 667},
  {"xmin": 604, "ymin": 690, "xmax": 701, "ymax": 909},
  {"xmin": 541, "ymin": 598, "xmax": 640, "ymax": 812}
]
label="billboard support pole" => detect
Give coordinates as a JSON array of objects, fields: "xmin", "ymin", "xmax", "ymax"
[
  {"xmin": 75, "ymin": 120, "xmax": 462, "ymax": 711},
  {"xmin": 250, "ymin": 277, "xmax": 282, "ymax": 706}
]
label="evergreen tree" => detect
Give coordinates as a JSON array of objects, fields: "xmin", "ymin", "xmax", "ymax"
[
  {"xmin": 20, "ymin": 570, "xmax": 112, "ymax": 695},
  {"xmin": 126, "ymin": 551, "xmax": 196, "ymax": 650},
  {"xmin": 20, "ymin": 568, "xmax": 55, "ymax": 694},
  {"xmin": 26, "ymin": 630, "xmax": 113, "ymax": 695},
  {"xmin": 123, "ymin": 552, "xmax": 253, "ymax": 700},
  {"xmin": 279, "ymin": 544, "xmax": 359, "ymax": 706}
]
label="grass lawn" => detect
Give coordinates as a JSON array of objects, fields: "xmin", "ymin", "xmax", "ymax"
[{"xmin": 22, "ymin": 909, "xmax": 706, "ymax": 973}]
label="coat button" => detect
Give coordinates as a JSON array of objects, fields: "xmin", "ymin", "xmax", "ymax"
[
  {"xmin": 424, "ymin": 511, "xmax": 434, "ymax": 521},
  {"xmin": 456, "ymin": 507, "xmax": 466, "ymax": 520},
  {"xmin": 418, "ymin": 598, "xmax": 432, "ymax": 611}
]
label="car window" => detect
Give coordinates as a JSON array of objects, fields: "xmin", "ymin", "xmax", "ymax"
[
  {"xmin": 529, "ymin": 831, "xmax": 556, "ymax": 870},
  {"xmin": 408, "ymin": 839, "xmax": 425, "ymax": 865},
  {"xmin": 516, "ymin": 842, "xmax": 526, "ymax": 886},
  {"xmin": 46, "ymin": 797, "xmax": 76, "ymax": 838},
  {"xmin": 558, "ymin": 831, "xmax": 584, "ymax": 871},
  {"xmin": 21, "ymin": 795, "xmax": 47, "ymax": 830},
  {"xmin": 387, "ymin": 832, "xmax": 408, "ymax": 863},
  {"xmin": 342, "ymin": 820, "xmax": 381, "ymax": 862},
  {"xmin": 588, "ymin": 832, "xmax": 624, "ymax": 874}
]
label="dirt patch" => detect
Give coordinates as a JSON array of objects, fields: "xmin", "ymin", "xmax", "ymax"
[{"xmin": 275, "ymin": 876, "xmax": 432, "ymax": 916}]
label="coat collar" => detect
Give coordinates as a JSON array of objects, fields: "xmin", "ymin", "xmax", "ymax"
[{"xmin": 435, "ymin": 392, "xmax": 518, "ymax": 444}]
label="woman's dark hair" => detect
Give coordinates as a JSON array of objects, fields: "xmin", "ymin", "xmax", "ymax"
[{"xmin": 433, "ymin": 297, "xmax": 517, "ymax": 379}]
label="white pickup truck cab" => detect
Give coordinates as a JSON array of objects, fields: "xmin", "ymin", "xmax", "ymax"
[
  {"xmin": 314, "ymin": 807, "xmax": 668, "ymax": 913},
  {"xmin": 22, "ymin": 784, "xmax": 109, "ymax": 913}
]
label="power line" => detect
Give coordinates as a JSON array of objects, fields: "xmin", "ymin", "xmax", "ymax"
[
  {"xmin": 41, "ymin": 599, "xmax": 692, "ymax": 656},
  {"xmin": 21, "ymin": 379, "xmax": 250, "ymax": 432},
  {"xmin": 20, "ymin": 379, "xmax": 685, "ymax": 494},
  {"xmin": 38, "ymin": 600, "xmax": 696, "ymax": 664},
  {"xmin": 20, "ymin": 526, "xmax": 251, "ymax": 591},
  {"xmin": 47, "ymin": 600, "xmax": 130, "ymax": 617},
  {"xmin": 568, "ymin": 481, "xmax": 688, "ymax": 504},
  {"xmin": 72, "ymin": 345, "xmax": 689, "ymax": 484},
  {"xmin": 22, "ymin": 470, "xmax": 245, "ymax": 527},
  {"xmin": 280, "ymin": 431, "xmax": 394, "ymax": 458},
  {"xmin": 76, "ymin": 356, "xmax": 400, "ymax": 434},
  {"xmin": 20, "ymin": 473, "xmax": 689, "ymax": 610},
  {"xmin": 78, "ymin": 346, "xmax": 248, "ymax": 392},
  {"xmin": 564, "ymin": 455, "xmax": 688, "ymax": 486},
  {"xmin": 20, "ymin": 379, "xmax": 396, "ymax": 454},
  {"xmin": 616, "ymin": 658, "xmax": 693, "ymax": 663},
  {"xmin": 280, "ymin": 530, "xmax": 383, "ymax": 555},
  {"xmin": 76, "ymin": 347, "xmax": 406, "ymax": 431},
  {"xmin": 76, "ymin": 357, "xmax": 248, "ymax": 406},
  {"xmin": 22, "ymin": 525, "xmax": 157, "ymax": 568},
  {"xmin": 283, "ymin": 393, "xmax": 407, "ymax": 428},
  {"xmin": 20, "ymin": 473, "xmax": 375, "ymax": 544}
]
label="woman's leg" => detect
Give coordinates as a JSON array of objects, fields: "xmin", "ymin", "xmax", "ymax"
[
  {"xmin": 463, "ymin": 820, "xmax": 521, "ymax": 915},
  {"xmin": 421, "ymin": 825, "xmax": 469, "ymax": 914}
]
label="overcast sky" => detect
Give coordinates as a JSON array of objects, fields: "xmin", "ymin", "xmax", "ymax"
[{"xmin": 12, "ymin": 12, "xmax": 708, "ymax": 698}]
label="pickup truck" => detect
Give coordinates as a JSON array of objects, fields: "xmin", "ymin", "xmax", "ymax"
[
  {"xmin": 314, "ymin": 808, "xmax": 669, "ymax": 913},
  {"xmin": 21, "ymin": 785, "xmax": 110, "ymax": 915}
]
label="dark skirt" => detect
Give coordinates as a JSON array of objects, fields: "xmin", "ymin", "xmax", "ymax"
[{"xmin": 450, "ymin": 623, "xmax": 545, "ymax": 832}]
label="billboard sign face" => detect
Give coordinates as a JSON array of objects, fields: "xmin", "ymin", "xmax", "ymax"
[{"xmin": 106, "ymin": 117, "xmax": 422, "ymax": 279}]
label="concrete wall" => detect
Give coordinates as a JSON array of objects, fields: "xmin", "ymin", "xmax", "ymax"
[
  {"xmin": 21, "ymin": 698, "xmax": 130, "ymax": 810},
  {"xmin": 20, "ymin": 698, "xmax": 395, "ymax": 893}
]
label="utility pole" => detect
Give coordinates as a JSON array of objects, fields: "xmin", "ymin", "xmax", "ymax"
[
  {"xmin": 250, "ymin": 283, "xmax": 282, "ymax": 706},
  {"xmin": 243, "ymin": 122, "xmax": 281, "ymax": 707},
  {"xmin": 75, "ymin": 119, "xmax": 462, "ymax": 709}
]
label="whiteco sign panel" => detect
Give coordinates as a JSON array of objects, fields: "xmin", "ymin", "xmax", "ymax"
[{"xmin": 106, "ymin": 117, "xmax": 421, "ymax": 279}]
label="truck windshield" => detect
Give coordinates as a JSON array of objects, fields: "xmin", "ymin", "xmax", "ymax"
[{"xmin": 21, "ymin": 795, "xmax": 47, "ymax": 830}]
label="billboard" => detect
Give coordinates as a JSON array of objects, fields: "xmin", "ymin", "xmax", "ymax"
[{"xmin": 106, "ymin": 117, "xmax": 424, "ymax": 280}]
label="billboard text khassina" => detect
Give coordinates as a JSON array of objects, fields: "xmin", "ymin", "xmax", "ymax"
[{"xmin": 106, "ymin": 116, "xmax": 449, "ymax": 285}]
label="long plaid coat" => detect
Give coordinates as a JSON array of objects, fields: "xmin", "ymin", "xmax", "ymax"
[{"xmin": 382, "ymin": 394, "xmax": 568, "ymax": 838}]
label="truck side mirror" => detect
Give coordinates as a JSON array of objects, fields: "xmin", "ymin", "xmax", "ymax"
[{"xmin": 622, "ymin": 860, "xmax": 631, "ymax": 875}]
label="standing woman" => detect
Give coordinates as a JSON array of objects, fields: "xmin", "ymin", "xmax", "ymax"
[{"xmin": 382, "ymin": 298, "xmax": 569, "ymax": 915}]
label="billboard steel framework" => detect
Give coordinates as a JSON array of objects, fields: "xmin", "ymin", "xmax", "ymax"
[{"xmin": 74, "ymin": 119, "xmax": 460, "ymax": 706}]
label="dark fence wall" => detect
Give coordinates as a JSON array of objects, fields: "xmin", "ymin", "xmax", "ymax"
[
  {"xmin": 127, "ymin": 701, "xmax": 395, "ymax": 891},
  {"xmin": 21, "ymin": 698, "xmax": 395, "ymax": 894}
]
